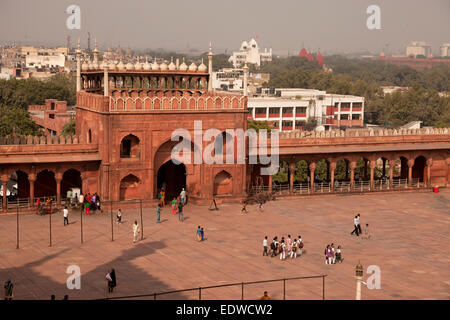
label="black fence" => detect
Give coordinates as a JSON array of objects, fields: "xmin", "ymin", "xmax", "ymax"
[{"xmin": 103, "ymin": 275, "xmax": 327, "ymax": 300}]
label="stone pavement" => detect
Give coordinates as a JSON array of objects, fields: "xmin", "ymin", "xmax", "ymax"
[{"xmin": 0, "ymin": 190, "xmax": 449, "ymax": 300}]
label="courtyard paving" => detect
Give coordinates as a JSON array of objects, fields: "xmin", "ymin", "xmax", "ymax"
[{"xmin": 0, "ymin": 190, "xmax": 449, "ymax": 300}]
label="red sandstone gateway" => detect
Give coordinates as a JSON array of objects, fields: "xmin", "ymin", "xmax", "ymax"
[{"xmin": 0, "ymin": 41, "xmax": 450, "ymax": 212}]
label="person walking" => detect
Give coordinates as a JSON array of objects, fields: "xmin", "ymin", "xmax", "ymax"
[
  {"xmin": 132, "ymin": 220, "xmax": 140, "ymax": 243},
  {"xmin": 331, "ymin": 243, "xmax": 336, "ymax": 264},
  {"xmin": 364, "ymin": 223, "xmax": 371, "ymax": 239},
  {"xmin": 156, "ymin": 204, "xmax": 161, "ymax": 223},
  {"xmin": 325, "ymin": 245, "xmax": 334, "ymax": 264},
  {"xmin": 357, "ymin": 214, "xmax": 362, "ymax": 234},
  {"xmin": 257, "ymin": 201, "xmax": 263, "ymax": 213},
  {"xmin": 78, "ymin": 193, "xmax": 84, "ymax": 209},
  {"xmin": 106, "ymin": 271, "xmax": 113, "ymax": 293},
  {"xmin": 63, "ymin": 206, "xmax": 69, "ymax": 226},
  {"xmin": 180, "ymin": 188, "xmax": 186, "ymax": 205},
  {"xmin": 171, "ymin": 198, "xmax": 177, "ymax": 215},
  {"xmin": 4, "ymin": 280, "xmax": 13, "ymax": 300},
  {"xmin": 117, "ymin": 209, "xmax": 122, "ymax": 224},
  {"xmin": 287, "ymin": 235, "xmax": 292, "ymax": 256},
  {"xmin": 351, "ymin": 215, "xmax": 359, "ymax": 236},
  {"xmin": 178, "ymin": 201, "xmax": 184, "ymax": 221},
  {"xmin": 263, "ymin": 236, "xmax": 268, "ymax": 256},
  {"xmin": 279, "ymin": 240, "xmax": 286, "ymax": 260},
  {"xmin": 241, "ymin": 201, "xmax": 248, "ymax": 214},
  {"xmin": 110, "ymin": 268, "xmax": 117, "ymax": 293},
  {"xmin": 335, "ymin": 245, "xmax": 343, "ymax": 263},
  {"xmin": 85, "ymin": 201, "xmax": 90, "ymax": 215},
  {"xmin": 290, "ymin": 239, "xmax": 298, "ymax": 259},
  {"xmin": 200, "ymin": 227, "xmax": 205, "ymax": 241},
  {"xmin": 298, "ymin": 235, "xmax": 304, "ymax": 256},
  {"xmin": 196, "ymin": 226, "xmax": 201, "ymax": 241}
]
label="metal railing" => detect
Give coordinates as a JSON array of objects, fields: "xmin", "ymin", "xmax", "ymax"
[
  {"xmin": 103, "ymin": 275, "xmax": 327, "ymax": 300},
  {"xmin": 249, "ymin": 178, "xmax": 428, "ymax": 196}
]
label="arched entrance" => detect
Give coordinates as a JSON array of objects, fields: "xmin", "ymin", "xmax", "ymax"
[
  {"xmin": 35, "ymin": 169, "xmax": 56, "ymax": 198},
  {"xmin": 61, "ymin": 169, "xmax": 82, "ymax": 199},
  {"xmin": 412, "ymin": 156, "xmax": 426, "ymax": 182},
  {"xmin": 213, "ymin": 170, "xmax": 233, "ymax": 196},
  {"xmin": 156, "ymin": 161, "xmax": 186, "ymax": 203}
]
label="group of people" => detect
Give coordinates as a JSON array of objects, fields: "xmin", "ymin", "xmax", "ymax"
[
  {"xmin": 351, "ymin": 213, "xmax": 370, "ymax": 238},
  {"xmin": 196, "ymin": 226, "xmax": 206, "ymax": 241},
  {"xmin": 324, "ymin": 243, "xmax": 343, "ymax": 264},
  {"xmin": 264, "ymin": 235, "xmax": 304, "ymax": 260},
  {"xmin": 79, "ymin": 193, "xmax": 101, "ymax": 214}
]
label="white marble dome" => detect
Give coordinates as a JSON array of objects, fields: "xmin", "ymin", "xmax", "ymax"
[
  {"xmin": 168, "ymin": 58, "xmax": 176, "ymax": 71},
  {"xmin": 125, "ymin": 62, "xmax": 134, "ymax": 70},
  {"xmin": 179, "ymin": 58, "xmax": 188, "ymax": 71},
  {"xmin": 151, "ymin": 58, "xmax": 159, "ymax": 71},
  {"xmin": 159, "ymin": 60, "xmax": 168, "ymax": 71},
  {"xmin": 116, "ymin": 60, "xmax": 125, "ymax": 70},
  {"xmin": 198, "ymin": 59, "xmax": 207, "ymax": 72},
  {"xmin": 143, "ymin": 58, "xmax": 151, "ymax": 70},
  {"xmin": 188, "ymin": 62, "xmax": 197, "ymax": 71}
]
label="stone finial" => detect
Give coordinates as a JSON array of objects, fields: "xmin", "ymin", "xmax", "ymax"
[{"xmin": 40, "ymin": 136, "xmax": 46, "ymax": 144}]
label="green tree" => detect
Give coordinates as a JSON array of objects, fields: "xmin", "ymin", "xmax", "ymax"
[
  {"xmin": 0, "ymin": 105, "xmax": 42, "ymax": 136},
  {"xmin": 61, "ymin": 119, "xmax": 76, "ymax": 136}
]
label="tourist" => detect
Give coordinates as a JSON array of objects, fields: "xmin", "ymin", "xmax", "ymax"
[
  {"xmin": 263, "ymin": 236, "xmax": 268, "ymax": 256},
  {"xmin": 66, "ymin": 189, "xmax": 72, "ymax": 204},
  {"xmin": 335, "ymin": 245, "xmax": 343, "ymax": 263},
  {"xmin": 3, "ymin": 280, "xmax": 13, "ymax": 300},
  {"xmin": 78, "ymin": 193, "xmax": 84, "ymax": 208},
  {"xmin": 200, "ymin": 227, "xmax": 205, "ymax": 241},
  {"xmin": 196, "ymin": 226, "xmax": 201, "ymax": 241},
  {"xmin": 357, "ymin": 213, "xmax": 362, "ymax": 234},
  {"xmin": 351, "ymin": 215, "xmax": 359, "ymax": 236},
  {"xmin": 279, "ymin": 239, "xmax": 286, "ymax": 260},
  {"xmin": 260, "ymin": 291, "xmax": 270, "ymax": 300},
  {"xmin": 110, "ymin": 268, "xmax": 117, "ymax": 293},
  {"xmin": 298, "ymin": 235, "xmax": 304, "ymax": 256},
  {"xmin": 171, "ymin": 198, "xmax": 177, "ymax": 215},
  {"xmin": 270, "ymin": 238, "xmax": 277, "ymax": 257},
  {"xmin": 364, "ymin": 223, "xmax": 371, "ymax": 239},
  {"xmin": 85, "ymin": 200, "xmax": 90, "ymax": 215},
  {"xmin": 290, "ymin": 239, "xmax": 298, "ymax": 259},
  {"xmin": 325, "ymin": 245, "xmax": 334, "ymax": 264},
  {"xmin": 241, "ymin": 201, "xmax": 248, "ymax": 214},
  {"xmin": 133, "ymin": 220, "xmax": 140, "ymax": 243},
  {"xmin": 95, "ymin": 193, "xmax": 101, "ymax": 212},
  {"xmin": 257, "ymin": 201, "xmax": 263, "ymax": 213},
  {"xmin": 156, "ymin": 204, "xmax": 161, "ymax": 223},
  {"xmin": 178, "ymin": 201, "xmax": 184, "ymax": 221},
  {"xmin": 91, "ymin": 193, "xmax": 97, "ymax": 211},
  {"xmin": 330, "ymin": 243, "xmax": 336, "ymax": 264},
  {"xmin": 117, "ymin": 209, "xmax": 122, "ymax": 224},
  {"xmin": 106, "ymin": 271, "xmax": 113, "ymax": 293},
  {"xmin": 180, "ymin": 188, "xmax": 186, "ymax": 205},
  {"xmin": 63, "ymin": 206, "xmax": 69, "ymax": 226},
  {"xmin": 287, "ymin": 235, "xmax": 292, "ymax": 255},
  {"xmin": 158, "ymin": 189, "xmax": 165, "ymax": 207}
]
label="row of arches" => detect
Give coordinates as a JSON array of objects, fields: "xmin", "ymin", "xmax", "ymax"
[
  {"xmin": 119, "ymin": 161, "xmax": 233, "ymax": 202},
  {"xmin": 2, "ymin": 169, "xmax": 82, "ymax": 200}
]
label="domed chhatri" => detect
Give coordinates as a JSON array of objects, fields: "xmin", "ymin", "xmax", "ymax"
[
  {"xmin": 188, "ymin": 61, "xmax": 197, "ymax": 72},
  {"xmin": 179, "ymin": 58, "xmax": 188, "ymax": 71},
  {"xmin": 159, "ymin": 59, "xmax": 168, "ymax": 71},
  {"xmin": 116, "ymin": 59, "xmax": 125, "ymax": 70},
  {"xmin": 134, "ymin": 60, "xmax": 143, "ymax": 70},
  {"xmin": 126, "ymin": 61, "xmax": 135, "ymax": 70},
  {"xmin": 143, "ymin": 57, "xmax": 151, "ymax": 70},
  {"xmin": 198, "ymin": 58, "xmax": 207, "ymax": 72},
  {"xmin": 108, "ymin": 60, "xmax": 117, "ymax": 71},
  {"xmin": 151, "ymin": 58, "xmax": 159, "ymax": 71},
  {"xmin": 168, "ymin": 57, "xmax": 176, "ymax": 71}
]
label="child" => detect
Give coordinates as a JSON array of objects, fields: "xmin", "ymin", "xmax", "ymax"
[
  {"xmin": 241, "ymin": 201, "xmax": 248, "ymax": 214},
  {"xmin": 364, "ymin": 223, "xmax": 371, "ymax": 239},
  {"xmin": 290, "ymin": 239, "xmax": 298, "ymax": 259},
  {"xmin": 171, "ymin": 198, "xmax": 177, "ymax": 215},
  {"xmin": 335, "ymin": 245, "xmax": 343, "ymax": 263}
]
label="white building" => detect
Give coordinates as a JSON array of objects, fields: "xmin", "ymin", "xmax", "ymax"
[
  {"xmin": 228, "ymin": 38, "xmax": 272, "ymax": 68},
  {"xmin": 211, "ymin": 68, "xmax": 243, "ymax": 92},
  {"xmin": 440, "ymin": 43, "xmax": 450, "ymax": 57},
  {"xmin": 248, "ymin": 88, "xmax": 365, "ymax": 131},
  {"xmin": 25, "ymin": 55, "xmax": 66, "ymax": 68},
  {"xmin": 406, "ymin": 41, "xmax": 432, "ymax": 57}
]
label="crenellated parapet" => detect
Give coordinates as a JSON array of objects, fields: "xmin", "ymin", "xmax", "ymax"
[
  {"xmin": 278, "ymin": 128, "xmax": 450, "ymax": 139},
  {"xmin": 0, "ymin": 135, "xmax": 82, "ymax": 146}
]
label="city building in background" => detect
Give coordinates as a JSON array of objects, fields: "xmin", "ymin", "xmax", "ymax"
[
  {"xmin": 212, "ymin": 67, "xmax": 270, "ymax": 94},
  {"xmin": 406, "ymin": 41, "xmax": 432, "ymax": 57},
  {"xmin": 248, "ymin": 88, "xmax": 364, "ymax": 131},
  {"xmin": 228, "ymin": 38, "xmax": 272, "ymax": 68}
]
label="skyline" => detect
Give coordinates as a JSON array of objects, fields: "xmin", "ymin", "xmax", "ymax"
[{"xmin": 0, "ymin": 0, "xmax": 449, "ymax": 55}]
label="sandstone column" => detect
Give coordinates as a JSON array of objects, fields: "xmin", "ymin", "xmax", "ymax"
[
  {"xmin": 350, "ymin": 161, "xmax": 356, "ymax": 189},
  {"xmin": 268, "ymin": 174, "xmax": 273, "ymax": 193},
  {"xmin": 370, "ymin": 160, "xmax": 376, "ymax": 190},
  {"xmin": 330, "ymin": 162, "xmax": 336, "ymax": 190},
  {"xmin": 389, "ymin": 159, "xmax": 395, "ymax": 188},
  {"xmin": 407, "ymin": 159, "xmax": 414, "ymax": 186},
  {"xmin": 55, "ymin": 172, "xmax": 62, "ymax": 207},
  {"xmin": 289, "ymin": 162, "xmax": 295, "ymax": 194},
  {"xmin": 309, "ymin": 162, "xmax": 316, "ymax": 194},
  {"xmin": 29, "ymin": 173, "xmax": 36, "ymax": 206},
  {"xmin": 426, "ymin": 159, "xmax": 433, "ymax": 187},
  {"xmin": 2, "ymin": 174, "xmax": 8, "ymax": 212}
]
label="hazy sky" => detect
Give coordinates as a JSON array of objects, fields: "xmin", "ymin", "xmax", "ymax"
[{"xmin": 1, "ymin": 0, "xmax": 449, "ymax": 55}]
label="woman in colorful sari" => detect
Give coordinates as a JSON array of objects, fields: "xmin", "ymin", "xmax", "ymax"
[
  {"xmin": 159, "ymin": 189, "xmax": 165, "ymax": 207},
  {"xmin": 171, "ymin": 198, "xmax": 177, "ymax": 215}
]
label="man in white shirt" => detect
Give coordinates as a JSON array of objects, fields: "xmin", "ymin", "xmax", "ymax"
[
  {"xmin": 180, "ymin": 188, "xmax": 186, "ymax": 205},
  {"xmin": 133, "ymin": 221, "xmax": 140, "ymax": 243},
  {"xmin": 351, "ymin": 215, "xmax": 360, "ymax": 236},
  {"xmin": 63, "ymin": 206, "xmax": 69, "ymax": 226},
  {"xmin": 263, "ymin": 236, "xmax": 268, "ymax": 256}
]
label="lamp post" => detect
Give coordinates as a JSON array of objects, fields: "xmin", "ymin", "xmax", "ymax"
[{"xmin": 355, "ymin": 261, "xmax": 363, "ymax": 300}]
